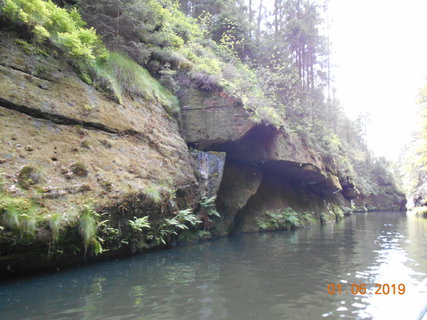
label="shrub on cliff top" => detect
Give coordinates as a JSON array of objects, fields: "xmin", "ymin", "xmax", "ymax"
[
  {"xmin": 78, "ymin": 0, "xmax": 285, "ymax": 126},
  {"xmin": 2, "ymin": 0, "xmax": 108, "ymax": 62}
]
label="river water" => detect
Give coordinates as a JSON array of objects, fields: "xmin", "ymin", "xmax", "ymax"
[{"xmin": 0, "ymin": 211, "xmax": 426, "ymax": 320}]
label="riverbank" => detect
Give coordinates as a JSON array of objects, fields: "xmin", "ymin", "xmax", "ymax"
[{"xmin": 0, "ymin": 209, "xmax": 403, "ymax": 279}]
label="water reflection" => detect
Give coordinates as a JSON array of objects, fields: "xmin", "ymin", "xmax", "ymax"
[{"xmin": 0, "ymin": 212, "xmax": 426, "ymax": 320}]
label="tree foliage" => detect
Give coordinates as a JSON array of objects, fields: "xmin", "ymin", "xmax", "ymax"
[
  {"xmin": 2, "ymin": 0, "xmax": 108, "ymax": 61},
  {"xmin": 399, "ymin": 82, "xmax": 427, "ymax": 200},
  {"xmin": 78, "ymin": 0, "xmax": 284, "ymax": 124}
]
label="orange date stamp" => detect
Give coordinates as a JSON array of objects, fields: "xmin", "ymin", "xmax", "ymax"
[{"xmin": 327, "ymin": 283, "xmax": 406, "ymax": 295}]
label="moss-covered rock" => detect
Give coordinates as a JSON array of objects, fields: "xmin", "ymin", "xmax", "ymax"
[
  {"xmin": 17, "ymin": 166, "xmax": 42, "ymax": 189},
  {"xmin": 70, "ymin": 162, "xmax": 88, "ymax": 177}
]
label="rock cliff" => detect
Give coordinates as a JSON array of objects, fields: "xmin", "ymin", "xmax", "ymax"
[
  {"xmin": 0, "ymin": 31, "xmax": 406, "ymax": 275},
  {"xmin": 179, "ymin": 84, "xmax": 406, "ymax": 234},
  {"xmin": 0, "ymin": 33, "xmax": 200, "ymax": 274}
]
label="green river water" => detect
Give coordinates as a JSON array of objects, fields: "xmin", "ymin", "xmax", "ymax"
[{"xmin": 0, "ymin": 211, "xmax": 426, "ymax": 320}]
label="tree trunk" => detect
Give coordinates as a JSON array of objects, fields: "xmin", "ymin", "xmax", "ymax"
[
  {"xmin": 256, "ymin": 0, "xmax": 263, "ymax": 44},
  {"xmin": 249, "ymin": 0, "xmax": 252, "ymax": 37},
  {"xmin": 274, "ymin": 0, "xmax": 279, "ymax": 34}
]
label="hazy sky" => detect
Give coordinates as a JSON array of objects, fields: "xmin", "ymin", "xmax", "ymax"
[{"xmin": 328, "ymin": 0, "xmax": 427, "ymax": 160}]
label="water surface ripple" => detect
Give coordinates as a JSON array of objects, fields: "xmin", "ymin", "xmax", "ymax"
[{"xmin": 1, "ymin": 211, "xmax": 426, "ymax": 320}]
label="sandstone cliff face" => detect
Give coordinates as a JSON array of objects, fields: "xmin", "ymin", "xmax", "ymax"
[
  {"xmin": 0, "ymin": 35, "xmax": 197, "ymax": 197},
  {"xmin": 0, "ymin": 33, "xmax": 200, "ymax": 273},
  {"xmin": 179, "ymin": 84, "xmax": 406, "ymax": 235},
  {"xmin": 0, "ymin": 32, "xmax": 406, "ymax": 274}
]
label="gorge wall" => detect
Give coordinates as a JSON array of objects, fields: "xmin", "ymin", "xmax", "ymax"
[
  {"xmin": 179, "ymin": 84, "xmax": 406, "ymax": 234},
  {"xmin": 0, "ymin": 32, "xmax": 406, "ymax": 275}
]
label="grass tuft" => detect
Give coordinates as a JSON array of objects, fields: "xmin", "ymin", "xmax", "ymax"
[
  {"xmin": 143, "ymin": 184, "xmax": 163, "ymax": 204},
  {"xmin": 92, "ymin": 52, "xmax": 179, "ymax": 112},
  {"xmin": 78, "ymin": 204, "xmax": 102, "ymax": 255},
  {"xmin": 0, "ymin": 194, "xmax": 38, "ymax": 239},
  {"xmin": 48, "ymin": 212, "xmax": 63, "ymax": 243}
]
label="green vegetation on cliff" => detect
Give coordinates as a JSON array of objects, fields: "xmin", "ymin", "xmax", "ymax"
[
  {"xmin": 257, "ymin": 208, "xmax": 301, "ymax": 231},
  {"xmin": 2, "ymin": 0, "xmax": 107, "ymax": 61},
  {"xmin": 74, "ymin": 0, "xmax": 394, "ymax": 191},
  {"xmin": 0, "ymin": 0, "xmax": 405, "ymax": 270},
  {"xmin": 1, "ymin": 0, "xmax": 382, "ymax": 169},
  {"xmin": 0, "ymin": 190, "xmax": 204, "ymax": 256},
  {"xmin": 77, "ymin": 0, "xmax": 284, "ymax": 124},
  {"xmin": 0, "ymin": 0, "xmax": 402, "ymax": 188},
  {"xmin": 1, "ymin": 0, "xmax": 178, "ymax": 110}
]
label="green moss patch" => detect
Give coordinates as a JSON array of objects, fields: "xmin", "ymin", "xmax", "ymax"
[{"xmin": 17, "ymin": 166, "xmax": 42, "ymax": 189}]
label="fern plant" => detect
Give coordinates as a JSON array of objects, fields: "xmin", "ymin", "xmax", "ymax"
[
  {"xmin": 129, "ymin": 216, "xmax": 150, "ymax": 232},
  {"xmin": 150, "ymin": 209, "xmax": 201, "ymax": 246},
  {"xmin": 301, "ymin": 211, "xmax": 317, "ymax": 224},
  {"xmin": 128, "ymin": 216, "xmax": 151, "ymax": 252},
  {"xmin": 257, "ymin": 208, "xmax": 300, "ymax": 231},
  {"xmin": 200, "ymin": 196, "xmax": 221, "ymax": 218},
  {"xmin": 2, "ymin": 0, "xmax": 108, "ymax": 62},
  {"xmin": 281, "ymin": 208, "xmax": 300, "ymax": 228}
]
